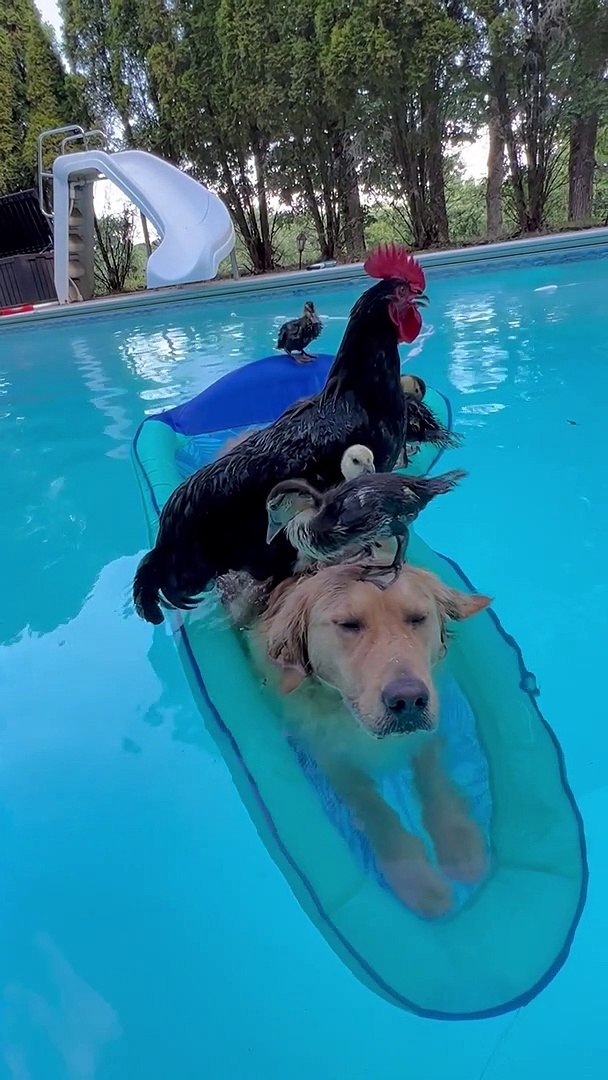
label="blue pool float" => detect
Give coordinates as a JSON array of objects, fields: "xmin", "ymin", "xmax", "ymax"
[{"xmin": 132, "ymin": 352, "xmax": 587, "ymax": 1020}]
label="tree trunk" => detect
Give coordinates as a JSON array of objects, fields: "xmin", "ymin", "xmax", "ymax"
[
  {"xmin": 301, "ymin": 167, "xmax": 330, "ymax": 258},
  {"xmin": 424, "ymin": 87, "xmax": 449, "ymax": 245},
  {"xmin": 486, "ymin": 100, "xmax": 504, "ymax": 241},
  {"xmin": 336, "ymin": 132, "xmax": 366, "ymax": 259},
  {"xmin": 319, "ymin": 153, "xmax": 341, "ymax": 258},
  {"xmin": 391, "ymin": 121, "xmax": 428, "ymax": 248},
  {"xmin": 251, "ymin": 130, "xmax": 274, "ymax": 271},
  {"xmin": 568, "ymin": 112, "xmax": 599, "ymax": 222},
  {"xmin": 392, "ymin": 90, "xmax": 447, "ymax": 249},
  {"xmin": 427, "ymin": 144, "xmax": 449, "ymax": 245},
  {"xmin": 215, "ymin": 144, "xmax": 268, "ymax": 273},
  {"xmin": 526, "ymin": 164, "xmax": 546, "ymax": 232},
  {"xmin": 492, "ymin": 64, "xmax": 528, "ymax": 232},
  {"xmin": 140, "ymin": 212, "xmax": 153, "ymax": 256}
]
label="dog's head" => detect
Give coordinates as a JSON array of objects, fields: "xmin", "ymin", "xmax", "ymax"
[{"xmin": 260, "ymin": 563, "xmax": 490, "ymax": 738}]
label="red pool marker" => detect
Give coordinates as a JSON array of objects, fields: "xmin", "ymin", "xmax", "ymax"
[{"xmin": 0, "ymin": 304, "xmax": 35, "ymax": 316}]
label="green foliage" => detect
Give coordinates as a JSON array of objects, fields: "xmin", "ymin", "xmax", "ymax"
[
  {"xmin": 563, "ymin": 0, "xmax": 608, "ymax": 122},
  {"xmin": 316, "ymin": 1, "xmax": 480, "ymax": 247},
  {"xmin": 94, "ymin": 205, "xmax": 137, "ymax": 294},
  {"xmin": 3, "ymin": 0, "xmax": 608, "ymax": 276},
  {"xmin": 593, "ymin": 123, "xmax": 608, "ymax": 221},
  {"xmin": 0, "ymin": 0, "xmax": 74, "ymax": 195}
]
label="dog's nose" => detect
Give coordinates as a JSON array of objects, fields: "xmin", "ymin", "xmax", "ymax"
[{"xmin": 381, "ymin": 677, "xmax": 430, "ymax": 733}]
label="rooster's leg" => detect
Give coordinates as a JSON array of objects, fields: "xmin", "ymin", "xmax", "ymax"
[{"xmin": 391, "ymin": 529, "xmax": 409, "ymax": 579}]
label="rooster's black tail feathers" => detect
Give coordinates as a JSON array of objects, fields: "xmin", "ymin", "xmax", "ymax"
[{"xmin": 133, "ymin": 549, "xmax": 165, "ymax": 625}]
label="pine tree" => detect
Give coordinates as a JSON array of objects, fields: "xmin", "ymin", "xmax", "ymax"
[{"xmin": 0, "ymin": 0, "xmax": 74, "ymax": 195}]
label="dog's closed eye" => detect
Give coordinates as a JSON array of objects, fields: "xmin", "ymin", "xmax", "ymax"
[
  {"xmin": 405, "ymin": 612, "xmax": 428, "ymax": 627},
  {"xmin": 334, "ymin": 618, "xmax": 364, "ymax": 633}
]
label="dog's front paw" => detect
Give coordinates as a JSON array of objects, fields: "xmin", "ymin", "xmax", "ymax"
[
  {"xmin": 381, "ymin": 855, "xmax": 453, "ymax": 918},
  {"xmin": 430, "ymin": 813, "xmax": 488, "ymax": 884}
]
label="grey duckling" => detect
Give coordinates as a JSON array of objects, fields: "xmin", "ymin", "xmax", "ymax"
[{"xmin": 266, "ymin": 466, "xmax": 466, "ymax": 571}]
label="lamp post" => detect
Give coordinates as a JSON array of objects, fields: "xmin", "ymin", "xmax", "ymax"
[{"xmin": 296, "ymin": 230, "xmax": 307, "ymax": 271}]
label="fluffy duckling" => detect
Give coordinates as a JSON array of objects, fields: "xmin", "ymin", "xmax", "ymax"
[
  {"xmin": 265, "ymin": 468, "xmax": 466, "ymax": 571},
  {"xmin": 401, "ymin": 373, "xmax": 426, "ymax": 400},
  {"xmin": 276, "ymin": 301, "xmax": 322, "ymax": 362},
  {"xmin": 406, "ymin": 399, "xmax": 460, "ymax": 449},
  {"xmin": 395, "ymin": 379, "xmax": 462, "ymax": 468},
  {"xmin": 290, "ymin": 443, "xmax": 376, "ymax": 573}
]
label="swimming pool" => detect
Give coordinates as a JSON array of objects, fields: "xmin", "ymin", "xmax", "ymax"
[{"xmin": 1, "ymin": 248, "xmax": 607, "ymax": 1076}]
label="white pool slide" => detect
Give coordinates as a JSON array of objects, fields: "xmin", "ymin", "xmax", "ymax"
[{"xmin": 52, "ymin": 149, "xmax": 236, "ymax": 303}]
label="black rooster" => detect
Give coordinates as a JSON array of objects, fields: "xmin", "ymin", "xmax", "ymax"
[
  {"xmin": 265, "ymin": 469, "xmax": 466, "ymax": 569},
  {"xmin": 134, "ymin": 242, "xmax": 428, "ymax": 624},
  {"xmin": 276, "ymin": 301, "xmax": 322, "ymax": 361}
]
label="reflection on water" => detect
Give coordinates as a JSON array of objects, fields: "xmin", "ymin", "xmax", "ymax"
[
  {"xmin": 440, "ymin": 277, "xmax": 584, "ymax": 403},
  {"xmin": 72, "ymin": 339, "xmax": 132, "ymax": 454},
  {"xmin": 460, "ymin": 402, "xmax": 507, "ymax": 420},
  {"xmin": 3, "ymin": 932, "xmax": 121, "ymax": 1079},
  {"xmin": 445, "ymin": 298, "xmax": 510, "ymax": 395}
]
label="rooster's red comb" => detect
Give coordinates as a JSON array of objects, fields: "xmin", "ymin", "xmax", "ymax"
[{"xmin": 363, "ymin": 242, "xmax": 425, "ymax": 293}]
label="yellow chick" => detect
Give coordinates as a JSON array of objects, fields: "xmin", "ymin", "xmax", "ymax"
[{"xmin": 340, "ymin": 444, "xmax": 375, "ymax": 480}]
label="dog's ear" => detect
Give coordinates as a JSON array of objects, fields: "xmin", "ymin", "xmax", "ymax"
[
  {"xmin": 408, "ymin": 566, "xmax": 492, "ymax": 622},
  {"xmin": 272, "ymin": 660, "xmax": 307, "ymax": 695},
  {"xmin": 439, "ymin": 586, "xmax": 492, "ymax": 621},
  {"xmin": 260, "ymin": 577, "xmax": 312, "ymax": 694}
]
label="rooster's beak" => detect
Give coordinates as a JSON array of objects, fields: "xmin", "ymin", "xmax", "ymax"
[{"xmin": 413, "ymin": 293, "xmax": 429, "ymax": 307}]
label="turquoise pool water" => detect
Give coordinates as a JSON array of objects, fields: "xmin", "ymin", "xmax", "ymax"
[{"xmin": 1, "ymin": 256, "xmax": 607, "ymax": 1076}]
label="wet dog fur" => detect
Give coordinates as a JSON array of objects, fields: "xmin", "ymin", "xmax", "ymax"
[{"xmin": 232, "ymin": 561, "xmax": 492, "ymax": 917}]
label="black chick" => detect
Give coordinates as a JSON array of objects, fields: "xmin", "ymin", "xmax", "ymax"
[
  {"xmin": 405, "ymin": 398, "xmax": 461, "ymax": 451},
  {"xmin": 276, "ymin": 301, "xmax": 322, "ymax": 362},
  {"xmin": 395, "ymin": 376, "xmax": 460, "ymax": 468},
  {"xmin": 266, "ymin": 468, "xmax": 467, "ymax": 570}
]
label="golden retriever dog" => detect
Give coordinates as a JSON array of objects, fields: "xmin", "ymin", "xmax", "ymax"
[{"xmin": 244, "ymin": 562, "xmax": 491, "ymax": 917}]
